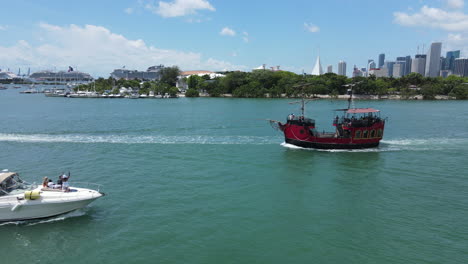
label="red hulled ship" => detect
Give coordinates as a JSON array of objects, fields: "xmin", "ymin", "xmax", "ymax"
[{"xmin": 270, "ymin": 88, "xmax": 386, "ymax": 149}]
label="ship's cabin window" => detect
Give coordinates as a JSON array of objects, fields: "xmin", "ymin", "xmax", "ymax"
[
  {"xmin": 363, "ymin": 130, "xmax": 369, "ymax": 138},
  {"xmin": 370, "ymin": 130, "xmax": 375, "ymax": 138},
  {"xmin": 377, "ymin": 129, "xmax": 383, "ymax": 138},
  {"xmin": 355, "ymin": 130, "xmax": 361, "ymax": 139}
]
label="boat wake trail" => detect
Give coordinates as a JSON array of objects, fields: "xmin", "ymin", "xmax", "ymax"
[
  {"xmin": 0, "ymin": 133, "xmax": 278, "ymax": 145},
  {"xmin": 281, "ymin": 137, "xmax": 468, "ymax": 152}
]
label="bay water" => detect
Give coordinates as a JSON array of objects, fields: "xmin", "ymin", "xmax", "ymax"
[{"xmin": 0, "ymin": 87, "xmax": 467, "ymax": 263}]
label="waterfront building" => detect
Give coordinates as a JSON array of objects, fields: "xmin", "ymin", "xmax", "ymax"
[
  {"xmin": 369, "ymin": 68, "xmax": 388, "ymax": 78},
  {"xmin": 446, "ymin": 50, "xmax": 460, "ymax": 71},
  {"xmin": 338, "ymin": 61, "xmax": 347, "ymax": 76},
  {"xmin": 176, "ymin": 70, "xmax": 226, "ymax": 92},
  {"xmin": 384, "ymin": 61, "xmax": 395, "ymax": 77},
  {"xmin": 311, "ymin": 56, "xmax": 323, "ymax": 75},
  {"xmin": 411, "ymin": 54, "xmax": 426, "ymax": 76},
  {"xmin": 110, "ymin": 65, "xmax": 164, "ymax": 80},
  {"xmin": 425, "ymin": 42, "xmax": 442, "ymax": 77},
  {"xmin": 378, "ymin": 53, "xmax": 385, "ymax": 68},
  {"xmin": 327, "ymin": 65, "xmax": 333, "ymax": 73},
  {"xmin": 454, "ymin": 58, "xmax": 468, "ymax": 77}
]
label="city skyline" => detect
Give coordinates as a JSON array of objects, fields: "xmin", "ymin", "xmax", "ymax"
[{"xmin": 1, "ymin": 0, "xmax": 468, "ymax": 77}]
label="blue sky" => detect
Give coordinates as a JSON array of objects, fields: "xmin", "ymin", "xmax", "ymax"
[{"xmin": 1, "ymin": 0, "xmax": 467, "ymax": 77}]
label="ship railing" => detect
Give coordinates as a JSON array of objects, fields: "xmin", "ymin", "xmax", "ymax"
[{"xmin": 70, "ymin": 182, "xmax": 103, "ymax": 193}]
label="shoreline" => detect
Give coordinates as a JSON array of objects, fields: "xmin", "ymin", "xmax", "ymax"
[{"xmin": 200, "ymin": 93, "xmax": 457, "ymax": 100}]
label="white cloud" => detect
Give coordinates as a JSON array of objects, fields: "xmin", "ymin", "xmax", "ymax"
[
  {"xmin": 124, "ymin": 8, "xmax": 134, "ymax": 14},
  {"xmin": 220, "ymin": 27, "xmax": 236, "ymax": 36},
  {"xmin": 446, "ymin": 0, "xmax": 464, "ymax": 9},
  {"xmin": 304, "ymin": 23, "xmax": 320, "ymax": 33},
  {"xmin": 146, "ymin": 0, "xmax": 215, "ymax": 18},
  {"xmin": 394, "ymin": 4, "xmax": 468, "ymax": 57},
  {"xmin": 242, "ymin": 32, "xmax": 249, "ymax": 43},
  {"xmin": 0, "ymin": 23, "xmax": 247, "ymax": 77},
  {"xmin": 394, "ymin": 5, "xmax": 468, "ymax": 31},
  {"xmin": 0, "ymin": 25, "xmax": 7, "ymax": 31},
  {"xmin": 446, "ymin": 33, "xmax": 468, "ymax": 55}
]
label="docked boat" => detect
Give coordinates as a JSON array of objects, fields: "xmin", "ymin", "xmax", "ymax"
[
  {"xmin": 0, "ymin": 170, "xmax": 104, "ymax": 221},
  {"xmin": 270, "ymin": 86, "xmax": 386, "ymax": 149}
]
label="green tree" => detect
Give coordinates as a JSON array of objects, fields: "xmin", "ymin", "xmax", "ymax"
[
  {"xmin": 185, "ymin": 88, "xmax": 200, "ymax": 97},
  {"xmin": 187, "ymin": 75, "xmax": 203, "ymax": 89},
  {"xmin": 168, "ymin": 87, "xmax": 179, "ymax": 97},
  {"xmin": 160, "ymin": 66, "xmax": 181, "ymax": 86}
]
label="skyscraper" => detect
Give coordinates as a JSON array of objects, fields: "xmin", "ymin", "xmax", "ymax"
[
  {"xmin": 378, "ymin": 54, "xmax": 385, "ymax": 68},
  {"xmin": 396, "ymin": 56, "xmax": 412, "ymax": 76},
  {"xmin": 454, "ymin": 58, "xmax": 468, "ymax": 77},
  {"xmin": 384, "ymin": 61, "xmax": 395, "ymax": 77},
  {"xmin": 338, "ymin": 61, "xmax": 347, "ymax": 76},
  {"xmin": 411, "ymin": 54, "xmax": 426, "ymax": 76},
  {"xmin": 425, "ymin": 42, "xmax": 442, "ymax": 77},
  {"xmin": 327, "ymin": 65, "xmax": 333, "ymax": 73},
  {"xmin": 393, "ymin": 63, "xmax": 404, "ymax": 78},
  {"xmin": 446, "ymin": 50, "xmax": 461, "ymax": 72}
]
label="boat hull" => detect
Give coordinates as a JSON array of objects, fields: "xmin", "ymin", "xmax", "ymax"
[
  {"xmin": 285, "ymin": 138, "xmax": 380, "ymax": 149},
  {"xmin": 0, "ymin": 189, "xmax": 103, "ymax": 222},
  {"xmin": 281, "ymin": 119, "xmax": 385, "ymax": 150}
]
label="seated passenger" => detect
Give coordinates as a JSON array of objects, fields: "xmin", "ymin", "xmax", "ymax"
[
  {"xmin": 42, "ymin": 177, "xmax": 49, "ymax": 188},
  {"xmin": 47, "ymin": 179, "xmax": 54, "ymax": 188}
]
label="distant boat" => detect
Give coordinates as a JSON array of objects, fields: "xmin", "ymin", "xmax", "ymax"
[{"xmin": 20, "ymin": 88, "xmax": 39, "ymax": 94}]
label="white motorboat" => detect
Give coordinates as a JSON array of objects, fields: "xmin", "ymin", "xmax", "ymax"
[{"xmin": 0, "ymin": 171, "xmax": 104, "ymax": 221}]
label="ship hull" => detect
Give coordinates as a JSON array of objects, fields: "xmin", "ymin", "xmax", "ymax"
[{"xmin": 285, "ymin": 138, "xmax": 380, "ymax": 149}]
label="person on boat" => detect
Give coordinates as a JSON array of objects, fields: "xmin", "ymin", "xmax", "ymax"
[
  {"xmin": 61, "ymin": 174, "xmax": 70, "ymax": 192},
  {"xmin": 42, "ymin": 177, "xmax": 49, "ymax": 187},
  {"xmin": 47, "ymin": 179, "xmax": 54, "ymax": 188},
  {"xmin": 53, "ymin": 174, "xmax": 63, "ymax": 189}
]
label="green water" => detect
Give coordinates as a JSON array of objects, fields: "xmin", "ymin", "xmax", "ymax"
[{"xmin": 1, "ymin": 88, "xmax": 467, "ymax": 263}]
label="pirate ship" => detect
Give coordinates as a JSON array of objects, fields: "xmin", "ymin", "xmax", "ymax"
[{"xmin": 270, "ymin": 85, "xmax": 385, "ymax": 149}]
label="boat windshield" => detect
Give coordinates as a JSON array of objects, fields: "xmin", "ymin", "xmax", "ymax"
[{"xmin": 0, "ymin": 173, "xmax": 34, "ymax": 196}]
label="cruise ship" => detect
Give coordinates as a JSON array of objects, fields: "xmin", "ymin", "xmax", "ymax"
[
  {"xmin": 29, "ymin": 70, "xmax": 93, "ymax": 84},
  {"xmin": 110, "ymin": 65, "xmax": 164, "ymax": 80}
]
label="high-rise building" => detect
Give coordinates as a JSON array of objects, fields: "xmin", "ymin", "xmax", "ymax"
[
  {"xmin": 384, "ymin": 61, "xmax": 395, "ymax": 77},
  {"xmin": 338, "ymin": 61, "xmax": 347, "ymax": 76},
  {"xmin": 411, "ymin": 54, "xmax": 426, "ymax": 76},
  {"xmin": 425, "ymin": 42, "xmax": 442, "ymax": 77},
  {"xmin": 393, "ymin": 63, "xmax": 404, "ymax": 78},
  {"xmin": 454, "ymin": 58, "xmax": 468, "ymax": 77},
  {"xmin": 327, "ymin": 65, "xmax": 333, "ymax": 73},
  {"xmin": 311, "ymin": 56, "xmax": 323, "ymax": 75},
  {"xmin": 378, "ymin": 54, "xmax": 385, "ymax": 68},
  {"xmin": 396, "ymin": 56, "xmax": 412, "ymax": 76},
  {"xmin": 446, "ymin": 50, "xmax": 461, "ymax": 71}
]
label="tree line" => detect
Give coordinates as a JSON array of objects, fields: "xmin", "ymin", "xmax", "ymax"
[
  {"xmin": 185, "ymin": 71, "xmax": 468, "ymax": 100},
  {"xmin": 76, "ymin": 67, "xmax": 468, "ymax": 100}
]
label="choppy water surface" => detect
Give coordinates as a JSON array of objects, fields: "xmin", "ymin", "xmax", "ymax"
[{"xmin": 1, "ymin": 88, "xmax": 467, "ymax": 263}]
